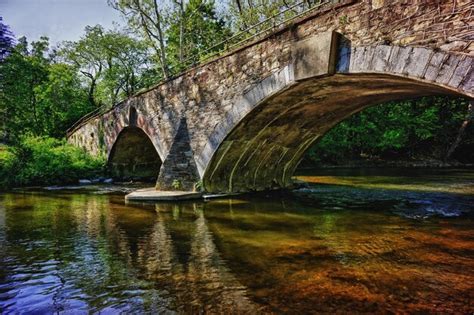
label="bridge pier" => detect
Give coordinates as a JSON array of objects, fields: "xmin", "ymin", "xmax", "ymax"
[{"xmin": 155, "ymin": 117, "xmax": 200, "ymax": 191}]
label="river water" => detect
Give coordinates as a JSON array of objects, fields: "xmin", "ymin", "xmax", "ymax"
[{"xmin": 0, "ymin": 169, "xmax": 473, "ymax": 313}]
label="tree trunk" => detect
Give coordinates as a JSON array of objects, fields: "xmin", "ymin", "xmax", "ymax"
[
  {"xmin": 133, "ymin": 0, "xmax": 169, "ymax": 79},
  {"xmin": 234, "ymin": 0, "xmax": 248, "ymax": 29},
  {"xmin": 153, "ymin": 0, "xmax": 170, "ymax": 78},
  {"xmin": 444, "ymin": 101, "xmax": 473, "ymax": 161},
  {"xmin": 178, "ymin": 0, "xmax": 184, "ymax": 64},
  {"xmin": 107, "ymin": 57, "xmax": 116, "ymax": 106},
  {"xmin": 88, "ymin": 78, "xmax": 97, "ymax": 108},
  {"xmin": 30, "ymin": 79, "xmax": 39, "ymax": 135}
]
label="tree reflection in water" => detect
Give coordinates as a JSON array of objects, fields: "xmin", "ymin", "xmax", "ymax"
[{"xmin": 0, "ymin": 184, "xmax": 473, "ymax": 313}]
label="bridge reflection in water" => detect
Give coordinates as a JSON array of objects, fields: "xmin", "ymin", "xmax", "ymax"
[
  {"xmin": 0, "ymin": 193, "xmax": 260, "ymax": 313},
  {"xmin": 0, "ymin": 182, "xmax": 473, "ymax": 313},
  {"xmin": 100, "ymin": 200, "xmax": 259, "ymax": 313}
]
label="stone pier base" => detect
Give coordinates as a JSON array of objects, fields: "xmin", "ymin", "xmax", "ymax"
[{"xmin": 125, "ymin": 188, "xmax": 203, "ymax": 202}]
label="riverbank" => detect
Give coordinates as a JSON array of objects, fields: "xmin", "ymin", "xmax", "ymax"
[
  {"xmin": 295, "ymin": 167, "xmax": 474, "ymax": 196},
  {"xmin": 298, "ymin": 159, "xmax": 474, "ymax": 170},
  {"xmin": 0, "ymin": 136, "xmax": 105, "ymax": 189}
]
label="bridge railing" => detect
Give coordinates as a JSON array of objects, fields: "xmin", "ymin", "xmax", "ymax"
[
  {"xmin": 66, "ymin": 0, "xmax": 338, "ymax": 137},
  {"xmin": 180, "ymin": 0, "xmax": 336, "ymax": 69}
]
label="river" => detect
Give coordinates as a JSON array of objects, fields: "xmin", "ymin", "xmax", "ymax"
[{"xmin": 0, "ymin": 168, "xmax": 473, "ymax": 313}]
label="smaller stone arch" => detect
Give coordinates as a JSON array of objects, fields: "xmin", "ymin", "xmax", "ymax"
[
  {"xmin": 101, "ymin": 102, "xmax": 168, "ymax": 165},
  {"xmin": 108, "ymin": 126, "xmax": 162, "ymax": 181}
]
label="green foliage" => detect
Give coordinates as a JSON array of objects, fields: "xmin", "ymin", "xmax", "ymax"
[
  {"xmin": 108, "ymin": 0, "xmax": 171, "ymax": 78},
  {"xmin": 0, "ymin": 136, "xmax": 105, "ymax": 188},
  {"xmin": 171, "ymin": 179, "xmax": 182, "ymax": 190},
  {"xmin": 166, "ymin": 0, "xmax": 232, "ymax": 71},
  {"xmin": 339, "ymin": 15, "xmax": 348, "ymax": 26},
  {"xmin": 59, "ymin": 25, "xmax": 150, "ymax": 108},
  {"xmin": 303, "ymin": 96, "xmax": 473, "ymax": 166},
  {"xmin": 36, "ymin": 63, "xmax": 91, "ymax": 137},
  {"xmin": 109, "ymin": 0, "xmax": 232, "ymax": 79},
  {"xmin": 0, "ymin": 37, "xmax": 92, "ymax": 141},
  {"xmin": 194, "ymin": 180, "xmax": 203, "ymax": 192},
  {"xmin": 0, "ymin": 37, "xmax": 48, "ymax": 138},
  {"xmin": 228, "ymin": 0, "xmax": 322, "ymax": 33},
  {"xmin": 0, "ymin": 145, "xmax": 15, "ymax": 172}
]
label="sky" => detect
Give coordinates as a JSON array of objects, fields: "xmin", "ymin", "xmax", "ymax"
[{"xmin": 0, "ymin": 0, "xmax": 124, "ymax": 46}]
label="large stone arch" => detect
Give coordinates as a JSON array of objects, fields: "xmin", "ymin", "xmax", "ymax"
[{"xmin": 200, "ymin": 43, "xmax": 473, "ymax": 193}]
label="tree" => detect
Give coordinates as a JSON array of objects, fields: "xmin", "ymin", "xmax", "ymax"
[
  {"xmin": 0, "ymin": 36, "xmax": 91, "ymax": 140},
  {"xmin": 98, "ymin": 30, "xmax": 151, "ymax": 101},
  {"xmin": 166, "ymin": 0, "xmax": 232, "ymax": 71},
  {"xmin": 228, "ymin": 0, "xmax": 303, "ymax": 33},
  {"xmin": 59, "ymin": 26, "xmax": 150, "ymax": 108},
  {"xmin": 60, "ymin": 26, "xmax": 106, "ymax": 108},
  {"xmin": 35, "ymin": 63, "xmax": 91, "ymax": 137},
  {"xmin": 110, "ymin": 0, "xmax": 232, "ymax": 77},
  {"xmin": 0, "ymin": 37, "xmax": 49, "ymax": 140},
  {"xmin": 108, "ymin": 0, "xmax": 171, "ymax": 79},
  {"xmin": 0, "ymin": 16, "xmax": 15, "ymax": 61}
]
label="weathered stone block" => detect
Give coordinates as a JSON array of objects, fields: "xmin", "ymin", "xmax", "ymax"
[
  {"xmin": 371, "ymin": 0, "xmax": 386, "ymax": 10},
  {"xmin": 285, "ymin": 63, "xmax": 295, "ymax": 83},
  {"xmin": 404, "ymin": 47, "xmax": 432, "ymax": 78},
  {"xmin": 391, "ymin": 47, "xmax": 413, "ymax": 74},
  {"xmin": 449, "ymin": 56, "xmax": 473, "ymax": 89},
  {"xmin": 294, "ymin": 31, "xmax": 339, "ymax": 80},
  {"xmin": 372, "ymin": 45, "xmax": 392, "ymax": 72},
  {"xmin": 436, "ymin": 54, "xmax": 461, "ymax": 85},
  {"xmin": 349, "ymin": 47, "xmax": 364, "ymax": 73},
  {"xmin": 459, "ymin": 66, "xmax": 473, "ymax": 95},
  {"xmin": 424, "ymin": 52, "xmax": 446, "ymax": 81}
]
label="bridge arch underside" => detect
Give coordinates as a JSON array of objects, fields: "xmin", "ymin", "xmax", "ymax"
[
  {"xmin": 108, "ymin": 127, "xmax": 162, "ymax": 181},
  {"xmin": 203, "ymin": 73, "xmax": 468, "ymax": 193}
]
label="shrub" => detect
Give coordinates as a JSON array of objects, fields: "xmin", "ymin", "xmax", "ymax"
[
  {"xmin": 171, "ymin": 179, "xmax": 182, "ymax": 190},
  {"xmin": 0, "ymin": 136, "xmax": 105, "ymax": 188}
]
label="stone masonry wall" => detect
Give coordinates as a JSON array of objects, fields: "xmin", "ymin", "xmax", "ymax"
[{"xmin": 68, "ymin": 0, "xmax": 473, "ymax": 191}]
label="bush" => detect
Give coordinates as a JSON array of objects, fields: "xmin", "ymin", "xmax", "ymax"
[{"xmin": 0, "ymin": 136, "xmax": 105, "ymax": 188}]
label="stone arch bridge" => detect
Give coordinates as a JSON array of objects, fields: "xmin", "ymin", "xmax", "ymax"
[{"xmin": 68, "ymin": 0, "xmax": 473, "ymax": 193}]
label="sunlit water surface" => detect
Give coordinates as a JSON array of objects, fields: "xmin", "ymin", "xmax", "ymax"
[{"xmin": 0, "ymin": 169, "xmax": 473, "ymax": 313}]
